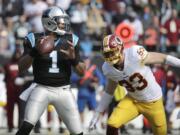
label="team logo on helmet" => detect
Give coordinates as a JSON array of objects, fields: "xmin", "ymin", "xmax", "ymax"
[{"xmin": 109, "ymin": 35, "xmax": 118, "ymax": 48}]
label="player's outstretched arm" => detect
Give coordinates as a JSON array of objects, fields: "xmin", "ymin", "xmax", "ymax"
[
  {"xmin": 144, "ymin": 52, "xmax": 180, "ymax": 67},
  {"xmin": 89, "ymin": 79, "xmax": 117, "ymax": 131},
  {"xmin": 96, "ymin": 79, "xmax": 117, "ymax": 112}
]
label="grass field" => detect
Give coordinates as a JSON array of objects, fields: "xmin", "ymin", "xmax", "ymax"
[{"xmin": 0, "ymin": 128, "xmax": 179, "ymax": 135}]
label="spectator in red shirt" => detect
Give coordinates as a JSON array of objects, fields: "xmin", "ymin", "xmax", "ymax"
[
  {"xmin": 4, "ymin": 47, "xmax": 22, "ymax": 132},
  {"xmin": 162, "ymin": 9, "xmax": 180, "ymax": 52}
]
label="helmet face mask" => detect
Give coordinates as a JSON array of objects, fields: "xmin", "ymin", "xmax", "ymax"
[
  {"xmin": 42, "ymin": 6, "xmax": 71, "ymax": 35},
  {"xmin": 102, "ymin": 34, "xmax": 124, "ymax": 65}
]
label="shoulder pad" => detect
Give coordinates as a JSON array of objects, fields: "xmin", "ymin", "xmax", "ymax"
[
  {"xmin": 128, "ymin": 45, "xmax": 148, "ymax": 62},
  {"xmin": 25, "ymin": 33, "xmax": 35, "ymax": 48}
]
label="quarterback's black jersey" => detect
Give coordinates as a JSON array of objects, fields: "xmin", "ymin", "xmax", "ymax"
[{"xmin": 23, "ymin": 32, "xmax": 81, "ymax": 87}]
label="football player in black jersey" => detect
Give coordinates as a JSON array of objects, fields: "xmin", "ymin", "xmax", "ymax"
[{"xmin": 16, "ymin": 6, "xmax": 85, "ymax": 135}]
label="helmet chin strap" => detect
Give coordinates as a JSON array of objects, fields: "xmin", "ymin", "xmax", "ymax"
[
  {"xmin": 106, "ymin": 52, "xmax": 123, "ymax": 66},
  {"xmin": 108, "ymin": 58, "xmax": 120, "ymax": 66},
  {"xmin": 111, "ymin": 54, "xmax": 124, "ymax": 67},
  {"xmin": 55, "ymin": 29, "xmax": 66, "ymax": 35}
]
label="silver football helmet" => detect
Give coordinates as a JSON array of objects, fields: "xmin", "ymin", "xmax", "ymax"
[{"xmin": 42, "ymin": 6, "xmax": 70, "ymax": 35}]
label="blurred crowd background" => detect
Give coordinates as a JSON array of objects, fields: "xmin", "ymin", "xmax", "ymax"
[{"xmin": 0, "ymin": 0, "xmax": 180, "ymax": 134}]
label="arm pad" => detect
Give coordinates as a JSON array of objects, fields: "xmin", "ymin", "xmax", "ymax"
[
  {"xmin": 96, "ymin": 91, "xmax": 113, "ymax": 113},
  {"xmin": 165, "ymin": 55, "xmax": 180, "ymax": 68}
]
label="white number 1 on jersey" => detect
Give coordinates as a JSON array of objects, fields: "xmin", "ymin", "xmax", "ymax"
[{"xmin": 49, "ymin": 51, "xmax": 59, "ymax": 73}]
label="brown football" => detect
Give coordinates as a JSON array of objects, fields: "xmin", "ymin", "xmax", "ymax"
[{"xmin": 36, "ymin": 36, "xmax": 54, "ymax": 54}]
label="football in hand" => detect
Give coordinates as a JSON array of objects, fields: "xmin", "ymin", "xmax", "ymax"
[{"xmin": 36, "ymin": 36, "xmax": 54, "ymax": 54}]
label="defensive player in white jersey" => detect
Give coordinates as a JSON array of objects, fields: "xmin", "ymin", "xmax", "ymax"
[{"xmin": 89, "ymin": 34, "xmax": 180, "ymax": 135}]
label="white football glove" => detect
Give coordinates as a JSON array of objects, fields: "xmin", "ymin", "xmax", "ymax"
[{"xmin": 88, "ymin": 111, "xmax": 101, "ymax": 131}]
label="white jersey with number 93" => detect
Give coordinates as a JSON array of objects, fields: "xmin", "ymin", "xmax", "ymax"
[{"xmin": 102, "ymin": 45, "xmax": 162, "ymax": 102}]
